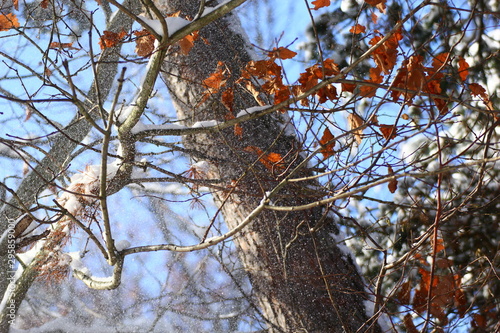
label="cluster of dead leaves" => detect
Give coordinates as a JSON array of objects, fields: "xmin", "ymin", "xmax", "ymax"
[
  {"xmin": 360, "ymin": 29, "xmax": 403, "ymax": 98},
  {"xmin": 238, "ymin": 47, "xmax": 297, "ymax": 107},
  {"xmin": 133, "ymin": 29, "xmax": 156, "ymax": 57},
  {"xmin": 390, "ymin": 53, "xmax": 451, "ymax": 114},
  {"xmin": 99, "ymin": 30, "xmax": 127, "ymax": 49},
  {"xmin": 100, "ymin": 25, "xmax": 199, "ymax": 58},
  {"xmin": 0, "ymin": 13, "xmax": 19, "ymax": 31},
  {"xmin": 396, "ymin": 244, "xmax": 468, "ymax": 332},
  {"xmin": 200, "ymin": 62, "xmax": 245, "ymax": 138}
]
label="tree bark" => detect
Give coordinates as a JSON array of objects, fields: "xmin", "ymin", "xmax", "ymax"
[{"xmin": 158, "ymin": 1, "xmax": 381, "ymax": 332}]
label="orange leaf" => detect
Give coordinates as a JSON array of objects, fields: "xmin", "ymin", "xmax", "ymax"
[
  {"xmin": 0, "ymin": 13, "xmax": 20, "ymax": 31},
  {"xmin": 360, "ymin": 84, "xmax": 378, "ymax": 97},
  {"xmin": 49, "ymin": 42, "xmax": 78, "ymax": 50},
  {"xmin": 311, "ymin": 0, "xmax": 330, "ymax": 10},
  {"xmin": 203, "ymin": 62, "xmax": 227, "ymax": 92},
  {"xmin": 360, "ymin": 66, "xmax": 383, "ymax": 97},
  {"xmin": 99, "ymin": 30, "xmax": 127, "ymax": 50},
  {"xmin": 425, "ymin": 79, "xmax": 448, "ymax": 115},
  {"xmin": 364, "ymin": 0, "xmax": 384, "ymax": 5},
  {"xmin": 234, "ymin": 124, "xmax": 243, "ymax": 138},
  {"xmin": 349, "ymin": 24, "xmax": 366, "ymax": 34},
  {"xmin": 469, "ymin": 83, "xmax": 487, "ymax": 99},
  {"xmin": 13, "ymin": 0, "xmax": 19, "ymax": 10},
  {"xmin": 266, "ymin": 152, "xmax": 284, "ymax": 166},
  {"xmin": 316, "ymin": 84, "xmax": 337, "ymax": 103},
  {"xmin": 197, "ymin": 62, "xmax": 227, "ymax": 106},
  {"xmin": 319, "ymin": 128, "xmax": 335, "ymax": 158},
  {"xmin": 348, "ymin": 113, "xmax": 364, "ymax": 144},
  {"xmin": 369, "ymin": 30, "xmax": 403, "ymax": 74},
  {"xmin": 166, "ymin": 10, "xmax": 181, "ymax": 17},
  {"xmin": 221, "ymin": 88, "xmax": 234, "ymax": 112},
  {"xmin": 388, "ymin": 166, "xmax": 397, "ymax": 193},
  {"xmin": 274, "ymin": 85, "xmax": 290, "ymax": 107},
  {"xmin": 268, "ymin": 47, "xmax": 297, "ymax": 60},
  {"xmin": 433, "ymin": 238, "xmax": 445, "ymax": 254},
  {"xmin": 41, "ymin": 0, "xmax": 49, "ymax": 8},
  {"xmin": 342, "ymin": 82, "xmax": 356, "ymax": 93},
  {"xmin": 365, "ymin": 0, "xmax": 386, "ymax": 12},
  {"xmin": 178, "ymin": 31, "xmax": 198, "ymax": 55},
  {"xmin": 244, "ymin": 146, "xmax": 284, "ymax": 171},
  {"xmin": 379, "ymin": 124, "xmax": 397, "ymax": 140},
  {"xmin": 432, "ymin": 52, "xmax": 450, "ymax": 72},
  {"xmin": 457, "ymin": 57, "xmax": 469, "ymax": 82},
  {"xmin": 134, "ymin": 30, "xmax": 155, "ymax": 57}
]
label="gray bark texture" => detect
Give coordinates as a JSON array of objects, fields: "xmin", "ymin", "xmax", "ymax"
[{"xmin": 159, "ymin": 1, "xmax": 382, "ymax": 332}]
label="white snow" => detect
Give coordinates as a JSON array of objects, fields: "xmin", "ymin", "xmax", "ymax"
[
  {"xmin": 67, "ymin": 251, "xmax": 89, "ymax": 274},
  {"xmin": 16, "ymin": 240, "xmax": 46, "ymax": 266},
  {"xmin": 166, "ymin": 17, "xmax": 191, "ymax": 35},
  {"xmin": 235, "ymin": 105, "xmax": 270, "ymax": 118},
  {"xmin": 115, "ymin": 240, "xmax": 131, "ymax": 251},
  {"xmin": 192, "ymin": 160, "xmax": 210, "ymax": 174},
  {"xmin": 129, "ymin": 182, "xmax": 189, "ymax": 195},
  {"xmin": 116, "ymin": 104, "xmax": 135, "ymax": 124},
  {"xmin": 131, "ymin": 122, "xmax": 187, "ymax": 134},
  {"xmin": 138, "ymin": 17, "xmax": 165, "ymax": 37},
  {"xmin": 192, "ymin": 120, "xmax": 219, "ymax": 128}
]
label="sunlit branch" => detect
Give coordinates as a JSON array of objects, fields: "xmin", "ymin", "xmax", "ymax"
[
  {"xmin": 72, "ymin": 255, "xmax": 124, "ymax": 290},
  {"xmin": 100, "ymin": 68, "xmax": 128, "ymax": 265},
  {"xmin": 121, "ymin": 193, "xmax": 269, "ymax": 255}
]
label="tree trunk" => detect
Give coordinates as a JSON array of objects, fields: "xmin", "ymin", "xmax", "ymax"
[{"xmin": 158, "ymin": 1, "xmax": 381, "ymax": 332}]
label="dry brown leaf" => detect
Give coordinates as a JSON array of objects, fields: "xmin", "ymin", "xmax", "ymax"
[
  {"xmin": 221, "ymin": 88, "xmax": 234, "ymax": 112},
  {"xmin": 134, "ymin": 30, "xmax": 155, "ymax": 57},
  {"xmin": 268, "ymin": 47, "xmax": 297, "ymax": 60},
  {"xmin": 178, "ymin": 31, "xmax": 198, "ymax": 55},
  {"xmin": 49, "ymin": 42, "xmax": 79, "ymax": 50},
  {"xmin": 244, "ymin": 146, "xmax": 284, "ymax": 171},
  {"xmin": 457, "ymin": 56, "xmax": 469, "ymax": 82},
  {"xmin": 99, "ymin": 30, "xmax": 127, "ymax": 50},
  {"xmin": 432, "ymin": 52, "xmax": 450, "ymax": 71},
  {"xmin": 203, "ymin": 62, "xmax": 226, "ymax": 92},
  {"xmin": 311, "ymin": 0, "xmax": 330, "ymax": 10},
  {"xmin": 349, "ymin": 24, "xmax": 366, "ymax": 34},
  {"xmin": 342, "ymin": 82, "xmax": 356, "ymax": 93},
  {"xmin": 234, "ymin": 124, "xmax": 243, "ymax": 138},
  {"xmin": 379, "ymin": 124, "xmax": 397, "ymax": 140},
  {"xmin": 319, "ymin": 127, "xmax": 335, "ymax": 158},
  {"xmin": 388, "ymin": 166, "xmax": 398, "ymax": 193},
  {"xmin": 347, "ymin": 113, "xmax": 364, "ymax": 144}
]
